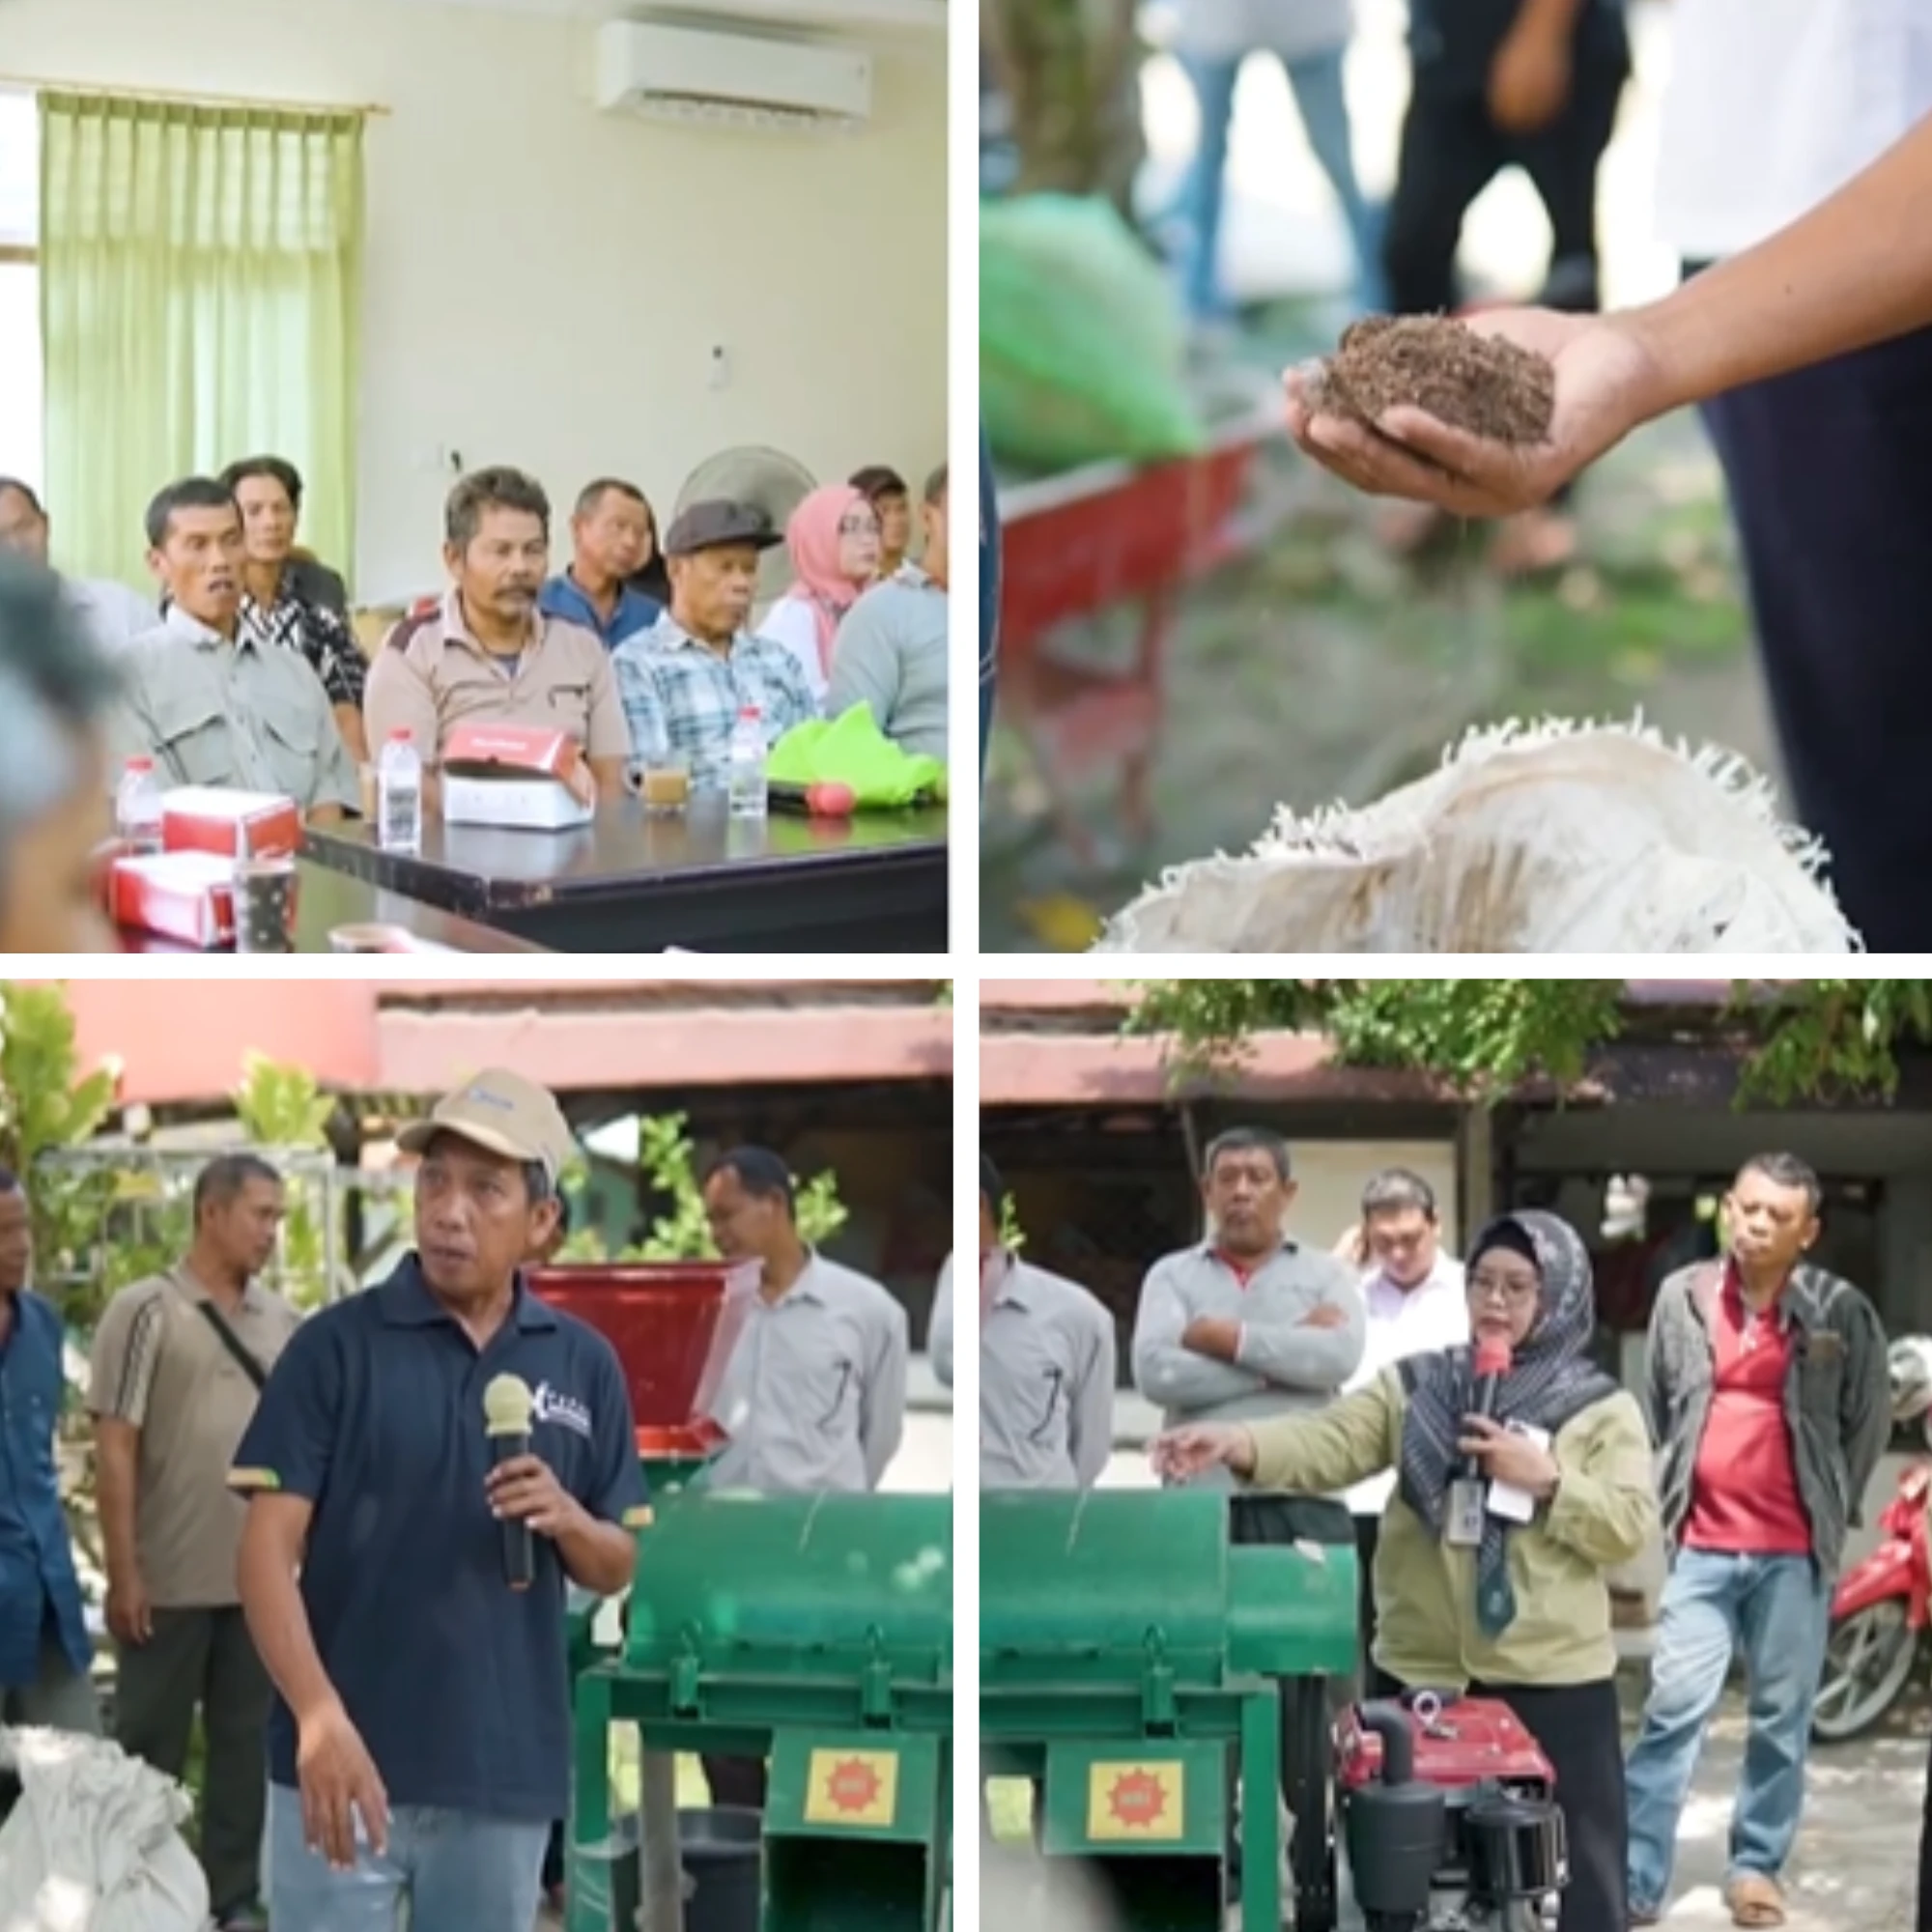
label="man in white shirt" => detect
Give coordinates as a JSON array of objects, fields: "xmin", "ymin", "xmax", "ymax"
[
  {"xmin": 1656, "ymin": 0, "xmax": 1932, "ymax": 950},
  {"xmin": 1336, "ymin": 1169, "xmax": 1467, "ymax": 1670},
  {"xmin": 0, "ymin": 477, "xmax": 155, "ymax": 655}
]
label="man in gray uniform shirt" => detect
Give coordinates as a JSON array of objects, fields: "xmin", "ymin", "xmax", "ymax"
[
  {"xmin": 698, "ymin": 1145, "xmax": 910, "ymax": 1809},
  {"xmin": 1131, "ymin": 1124, "xmax": 1366, "ymax": 1898},
  {"xmin": 1132, "ymin": 1126, "xmax": 1366, "ymax": 1473},
  {"xmin": 933, "ymin": 1154, "xmax": 1115, "ymax": 1490}
]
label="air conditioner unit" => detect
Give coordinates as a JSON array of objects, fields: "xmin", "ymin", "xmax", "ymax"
[{"xmin": 594, "ymin": 20, "xmax": 873, "ymax": 132}]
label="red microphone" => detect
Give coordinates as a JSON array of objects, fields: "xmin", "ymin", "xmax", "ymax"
[
  {"xmin": 1462, "ymin": 1337, "xmax": 1514, "ymax": 1480},
  {"xmin": 767, "ymin": 781, "xmax": 857, "ymax": 818}
]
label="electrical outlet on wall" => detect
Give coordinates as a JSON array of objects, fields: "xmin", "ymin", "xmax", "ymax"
[{"xmin": 708, "ymin": 346, "xmax": 729, "ymax": 391}]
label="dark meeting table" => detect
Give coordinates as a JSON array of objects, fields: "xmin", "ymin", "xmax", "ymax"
[
  {"xmin": 299, "ymin": 795, "xmax": 950, "ymax": 952},
  {"xmin": 119, "ymin": 859, "xmax": 548, "ymax": 954}
]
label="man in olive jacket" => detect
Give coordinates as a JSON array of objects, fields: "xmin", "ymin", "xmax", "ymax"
[{"xmin": 1626, "ymin": 1151, "xmax": 1889, "ymax": 1929}]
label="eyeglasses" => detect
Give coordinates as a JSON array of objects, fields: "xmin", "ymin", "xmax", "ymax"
[
  {"xmin": 1468, "ymin": 1273, "xmax": 1540, "ymax": 1307},
  {"xmin": 838, "ymin": 516, "xmax": 878, "ymax": 536}
]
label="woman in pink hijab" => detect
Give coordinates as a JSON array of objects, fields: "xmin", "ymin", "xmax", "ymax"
[{"xmin": 758, "ymin": 483, "xmax": 881, "ymax": 703}]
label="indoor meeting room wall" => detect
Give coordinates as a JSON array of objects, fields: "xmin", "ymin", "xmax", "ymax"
[{"xmin": 4, "ymin": 0, "xmax": 948, "ymax": 601}]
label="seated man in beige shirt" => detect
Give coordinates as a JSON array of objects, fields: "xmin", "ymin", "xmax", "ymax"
[
  {"xmin": 112, "ymin": 478, "xmax": 358, "ymax": 822},
  {"xmin": 365, "ymin": 467, "xmax": 632, "ymax": 810}
]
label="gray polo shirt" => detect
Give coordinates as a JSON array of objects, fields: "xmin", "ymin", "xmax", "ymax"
[
  {"xmin": 824, "ymin": 576, "xmax": 949, "ymax": 761},
  {"xmin": 1131, "ymin": 1238, "xmax": 1367, "ymax": 1491},
  {"xmin": 111, "ymin": 605, "xmax": 358, "ymax": 811},
  {"xmin": 933, "ymin": 1249, "xmax": 1117, "ymax": 1490},
  {"xmin": 705, "ymin": 1252, "xmax": 909, "ymax": 1494}
]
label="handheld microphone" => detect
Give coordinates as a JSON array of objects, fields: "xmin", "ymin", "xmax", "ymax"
[
  {"xmin": 1462, "ymin": 1337, "xmax": 1513, "ymax": 1480},
  {"xmin": 483, "ymin": 1373, "xmax": 536, "ymax": 1591}
]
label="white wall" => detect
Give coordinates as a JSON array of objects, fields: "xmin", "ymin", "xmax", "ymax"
[{"xmin": 7, "ymin": 0, "xmax": 947, "ymax": 601}]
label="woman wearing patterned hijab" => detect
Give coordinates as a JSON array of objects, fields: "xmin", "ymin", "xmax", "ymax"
[{"xmin": 1154, "ymin": 1208, "xmax": 1655, "ymax": 1932}]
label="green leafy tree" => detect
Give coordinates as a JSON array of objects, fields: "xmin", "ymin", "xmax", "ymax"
[
  {"xmin": 559, "ymin": 1112, "xmax": 847, "ymax": 1262},
  {"xmin": 998, "ymin": 1193, "xmax": 1026, "ymax": 1252},
  {"xmin": 0, "ymin": 984, "xmax": 121, "ymax": 1324},
  {"xmin": 232, "ymin": 1052, "xmax": 342, "ymax": 1309},
  {"xmin": 1123, "ymin": 979, "xmax": 1932, "ymax": 1107}
]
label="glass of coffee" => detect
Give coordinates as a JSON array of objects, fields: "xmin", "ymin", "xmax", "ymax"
[
  {"xmin": 639, "ymin": 753, "xmax": 691, "ymax": 813},
  {"xmin": 233, "ymin": 855, "xmax": 298, "ymax": 952}
]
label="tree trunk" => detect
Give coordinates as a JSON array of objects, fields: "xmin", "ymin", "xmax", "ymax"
[{"xmin": 983, "ymin": 0, "xmax": 1147, "ymax": 222}]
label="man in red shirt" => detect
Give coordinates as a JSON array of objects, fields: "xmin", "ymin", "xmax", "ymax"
[{"xmin": 1627, "ymin": 1152, "xmax": 1889, "ymax": 1929}]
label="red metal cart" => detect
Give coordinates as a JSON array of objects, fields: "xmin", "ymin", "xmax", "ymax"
[{"xmin": 993, "ymin": 395, "xmax": 1280, "ymax": 862}]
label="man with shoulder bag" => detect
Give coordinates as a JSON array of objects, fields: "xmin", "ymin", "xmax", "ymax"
[{"xmin": 88, "ymin": 1155, "xmax": 301, "ymax": 1932}]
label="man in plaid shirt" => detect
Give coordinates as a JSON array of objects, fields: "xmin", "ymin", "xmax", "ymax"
[{"xmin": 611, "ymin": 501, "xmax": 818, "ymax": 790}]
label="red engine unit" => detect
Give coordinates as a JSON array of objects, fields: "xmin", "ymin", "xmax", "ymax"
[
  {"xmin": 1337, "ymin": 1694, "xmax": 1554, "ymax": 1797},
  {"xmin": 1337, "ymin": 1690, "xmax": 1561, "ymax": 1921}
]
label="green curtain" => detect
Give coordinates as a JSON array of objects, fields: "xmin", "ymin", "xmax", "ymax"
[{"xmin": 38, "ymin": 92, "xmax": 365, "ymax": 594}]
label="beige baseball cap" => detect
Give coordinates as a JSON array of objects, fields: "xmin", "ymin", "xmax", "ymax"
[{"xmin": 397, "ymin": 1067, "xmax": 576, "ymax": 1182}]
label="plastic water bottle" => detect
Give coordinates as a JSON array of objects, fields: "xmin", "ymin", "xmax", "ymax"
[
  {"xmin": 726, "ymin": 706, "xmax": 767, "ymax": 819},
  {"xmin": 378, "ymin": 729, "xmax": 423, "ymax": 853},
  {"xmin": 115, "ymin": 756, "xmax": 163, "ymax": 855}
]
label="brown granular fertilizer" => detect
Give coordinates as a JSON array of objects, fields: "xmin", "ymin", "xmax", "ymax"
[{"xmin": 1314, "ymin": 314, "xmax": 1556, "ymax": 446}]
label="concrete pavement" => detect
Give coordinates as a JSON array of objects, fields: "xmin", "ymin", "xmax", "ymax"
[{"xmin": 1643, "ymin": 1691, "xmax": 1924, "ymax": 1932}]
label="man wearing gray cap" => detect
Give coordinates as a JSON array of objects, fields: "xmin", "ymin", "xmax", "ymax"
[
  {"xmin": 232, "ymin": 1068, "xmax": 646, "ymax": 1932},
  {"xmin": 611, "ymin": 498, "xmax": 819, "ymax": 791}
]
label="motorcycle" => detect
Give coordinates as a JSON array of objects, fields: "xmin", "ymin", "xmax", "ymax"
[{"xmin": 1812, "ymin": 1336, "xmax": 1932, "ymax": 1743}]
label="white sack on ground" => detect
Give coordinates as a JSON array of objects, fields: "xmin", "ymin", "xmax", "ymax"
[
  {"xmin": 1095, "ymin": 718, "xmax": 1860, "ymax": 954},
  {"xmin": 0, "ymin": 1726, "xmax": 206, "ymax": 1932}
]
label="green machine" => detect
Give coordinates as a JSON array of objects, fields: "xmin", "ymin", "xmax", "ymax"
[
  {"xmin": 980, "ymin": 1488, "xmax": 1357, "ymax": 1932},
  {"xmin": 569, "ymin": 1492, "xmax": 954, "ymax": 1932},
  {"xmin": 533, "ymin": 1261, "xmax": 739, "ymax": 1684}
]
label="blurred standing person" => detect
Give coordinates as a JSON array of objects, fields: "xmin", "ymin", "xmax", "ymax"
[
  {"xmin": 1380, "ymin": 0, "xmax": 1632, "ymax": 571},
  {"xmin": 0, "ymin": 1167, "xmax": 99, "ymax": 1737},
  {"xmin": 1626, "ymin": 1153, "xmax": 1889, "ymax": 1929},
  {"xmin": 933, "ymin": 1155, "xmax": 1116, "ymax": 1490},
  {"xmin": 1336, "ymin": 1170, "xmax": 1468, "ymax": 1670},
  {"xmin": 698, "ymin": 1146, "xmax": 909, "ymax": 1809},
  {"xmin": 1653, "ymin": 0, "xmax": 1932, "ymax": 951},
  {"xmin": 89, "ymin": 1154, "xmax": 302, "ymax": 1932},
  {"xmin": 758, "ymin": 486, "xmax": 882, "ymax": 705},
  {"xmin": 0, "ymin": 559, "xmax": 121, "ymax": 953},
  {"xmin": 1171, "ymin": 0, "xmax": 1385, "ymax": 329}
]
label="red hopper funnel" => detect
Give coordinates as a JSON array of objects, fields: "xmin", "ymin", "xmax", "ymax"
[{"xmin": 527, "ymin": 1260, "xmax": 760, "ymax": 1457}]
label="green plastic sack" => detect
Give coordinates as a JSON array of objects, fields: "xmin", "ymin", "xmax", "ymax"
[
  {"xmin": 981, "ymin": 193, "xmax": 1207, "ymax": 473},
  {"xmin": 769, "ymin": 704, "xmax": 945, "ymax": 809}
]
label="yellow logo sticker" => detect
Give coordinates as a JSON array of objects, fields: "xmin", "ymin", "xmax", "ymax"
[
  {"xmin": 1087, "ymin": 1760, "xmax": 1183, "ymax": 1840},
  {"xmin": 803, "ymin": 1748, "xmax": 898, "ymax": 1828}
]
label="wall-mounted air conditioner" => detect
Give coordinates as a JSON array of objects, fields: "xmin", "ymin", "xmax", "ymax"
[{"xmin": 593, "ymin": 19, "xmax": 874, "ymax": 133}]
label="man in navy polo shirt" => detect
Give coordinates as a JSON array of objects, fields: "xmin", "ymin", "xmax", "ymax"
[{"xmin": 231, "ymin": 1068, "xmax": 647, "ymax": 1932}]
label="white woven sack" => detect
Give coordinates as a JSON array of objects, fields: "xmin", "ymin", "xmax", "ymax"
[
  {"xmin": 0, "ymin": 1726, "xmax": 207, "ymax": 1932},
  {"xmin": 1096, "ymin": 718, "xmax": 1860, "ymax": 954}
]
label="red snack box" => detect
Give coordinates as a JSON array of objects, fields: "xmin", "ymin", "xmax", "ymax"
[
  {"xmin": 109, "ymin": 852, "xmax": 237, "ymax": 949},
  {"xmin": 162, "ymin": 786, "xmax": 302, "ymax": 860},
  {"xmin": 441, "ymin": 723, "xmax": 592, "ymax": 831}
]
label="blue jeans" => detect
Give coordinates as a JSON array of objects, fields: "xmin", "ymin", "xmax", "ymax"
[
  {"xmin": 1625, "ymin": 1549, "xmax": 1833, "ymax": 1914},
  {"xmin": 267, "ymin": 1780, "xmax": 549, "ymax": 1932},
  {"xmin": 1176, "ymin": 45, "xmax": 1385, "ymax": 322}
]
